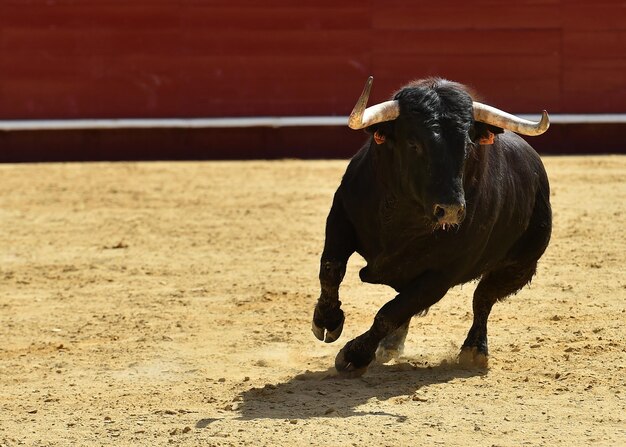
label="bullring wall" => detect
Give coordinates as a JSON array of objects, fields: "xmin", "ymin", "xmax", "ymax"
[{"xmin": 1, "ymin": 1, "xmax": 624, "ymax": 160}]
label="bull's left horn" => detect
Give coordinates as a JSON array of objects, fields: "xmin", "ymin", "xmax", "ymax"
[
  {"xmin": 348, "ymin": 76, "xmax": 400, "ymax": 130},
  {"xmin": 473, "ymin": 102, "xmax": 550, "ymax": 136}
]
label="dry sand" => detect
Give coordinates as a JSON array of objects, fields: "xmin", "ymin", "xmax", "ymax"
[{"xmin": 0, "ymin": 156, "xmax": 624, "ymax": 446}]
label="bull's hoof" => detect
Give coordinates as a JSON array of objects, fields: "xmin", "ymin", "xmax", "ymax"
[
  {"xmin": 334, "ymin": 340, "xmax": 375, "ymax": 377},
  {"xmin": 334, "ymin": 349, "xmax": 369, "ymax": 378},
  {"xmin": 312, "ymin": 312, "xmax": 345, "ymax": 343},
  {"xmin": 458, "ymin": 346, "xmax": 489, "ymax": 369}
]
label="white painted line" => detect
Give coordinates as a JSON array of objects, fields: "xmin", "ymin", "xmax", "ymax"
[
  {"xmin": 0, "ymin": 117, "xmax": 348, "ymax": 131},
  {"xmin": 532, "ymin": 114, "xmax": 626, "ymax": 124},
  {"xmin": 0, "ymin": 114, "xmax": 625, "ymax": 131}
]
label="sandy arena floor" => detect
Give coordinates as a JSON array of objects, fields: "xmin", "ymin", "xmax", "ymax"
[{"xmin": 0, "ymin": 156, "xmax": 624, "ymax": 446}]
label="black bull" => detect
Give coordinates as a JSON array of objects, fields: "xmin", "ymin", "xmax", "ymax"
[{"xmin": 312, "ymin": 78, "xmax": 552, "ymax": 375}]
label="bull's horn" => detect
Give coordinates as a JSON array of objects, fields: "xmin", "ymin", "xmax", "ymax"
[
  {"xmin": 473, "ymin": 102, "xmax": 550, "ymax": 136},
  {"xmin": 348, "ymin": 76, "xmax": 400, "ymax": 130}
]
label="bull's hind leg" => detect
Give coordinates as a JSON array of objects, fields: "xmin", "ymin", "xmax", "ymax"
[
  {"xmin": 461, "ymin": 183, "xmax": 551, "ymax": 368},
  {"xmin": 459, "ymin": 262, "xmax": 537, "ymax": 368},
  {"xmin": 335, "ymin": 276, "xmax": 449, "ymax": 375},
  {"xmin": 375, "ymin": 320, "xmax": 410, "ymax": 364}
]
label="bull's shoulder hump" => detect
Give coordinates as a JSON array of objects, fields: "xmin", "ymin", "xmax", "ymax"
[{"xmin": 493, "ymin": 131, "xmax": 546, "ymax": 170}]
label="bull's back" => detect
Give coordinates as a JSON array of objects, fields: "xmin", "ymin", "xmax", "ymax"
[
  {"xmin": 491, "ymin": 132, "xmax": 552, "ymax": 265},
  {"xmin": 464, "ymin": 132, "xmax": 551, "ymax": 272}
]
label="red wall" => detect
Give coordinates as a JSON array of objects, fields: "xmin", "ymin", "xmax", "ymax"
[{"xmin": 0, "ymin": 1, "xmax": 625, "ymax": 159}]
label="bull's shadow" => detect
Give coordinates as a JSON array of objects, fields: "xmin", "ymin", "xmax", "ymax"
[{"xmin": 232, "ymin": 360, "xmax": 485, "ymax": 422}]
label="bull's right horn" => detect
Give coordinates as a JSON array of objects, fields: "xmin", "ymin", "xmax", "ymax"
[
  {"xmin": 348, "ymin": 76, "xmax": 400, "ymax": 130},
  {"xmin": 473, "ymin": 102, "xmax": 550, "ymax": 136}
]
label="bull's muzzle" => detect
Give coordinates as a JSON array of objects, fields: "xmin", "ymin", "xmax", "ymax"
[{"xmin": 433, "ymin": 203, "xmax": 466, "ymax": 227}]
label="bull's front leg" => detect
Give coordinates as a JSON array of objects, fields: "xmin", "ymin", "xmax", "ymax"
[
  {"xmin": 312, "ymin": 195, "xmax": 355, "ymax": 343},
  {"xmin": 335, "ymin": 276, "xmax": 448, "ymax": 376},
  {"xmin": 312, "ymin": 259, "xmax": 347, "ymax": 343}
]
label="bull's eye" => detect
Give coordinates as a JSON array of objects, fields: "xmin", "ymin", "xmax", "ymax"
[{"xmin": 410, "ymin": 141, "xmax": 423, "ymax": 155}]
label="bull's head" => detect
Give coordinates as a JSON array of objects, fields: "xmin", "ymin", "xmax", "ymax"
[{"xmin": 347, "ymin": 76, "xmax": 549, "ymax": 230}]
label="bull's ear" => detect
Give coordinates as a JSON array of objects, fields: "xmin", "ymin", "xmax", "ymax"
[
  {"xmin": 486, "ymin": 124, "xmax": 504, "ymax": 135},
  {"xmin": 471, "ymin": 122, "xmax": 503, "ymax": 145},
  {"xmin": 365, "ymin": 121, "xmax": 394, "ymax": 137},
  {"xmin": 366, "ymin": 121, "xmax": 394, "ymax": 145}
]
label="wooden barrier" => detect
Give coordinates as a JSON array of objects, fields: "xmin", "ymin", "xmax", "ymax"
[{"xmin": 0, "ymin": 1, "xmax": 624, "ymax": 159}]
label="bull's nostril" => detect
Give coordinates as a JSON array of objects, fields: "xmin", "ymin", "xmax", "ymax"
[
  {"xmin": 458, "ymin": 205, "xmax": 466, "ymax": 220},
  {"xmin": 433, "ymin": 205, "xmax": 446, "ymax": 219},
  {"xmin": 434, "ymin": 203, "xmax": 465, "ymax": 223}
]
